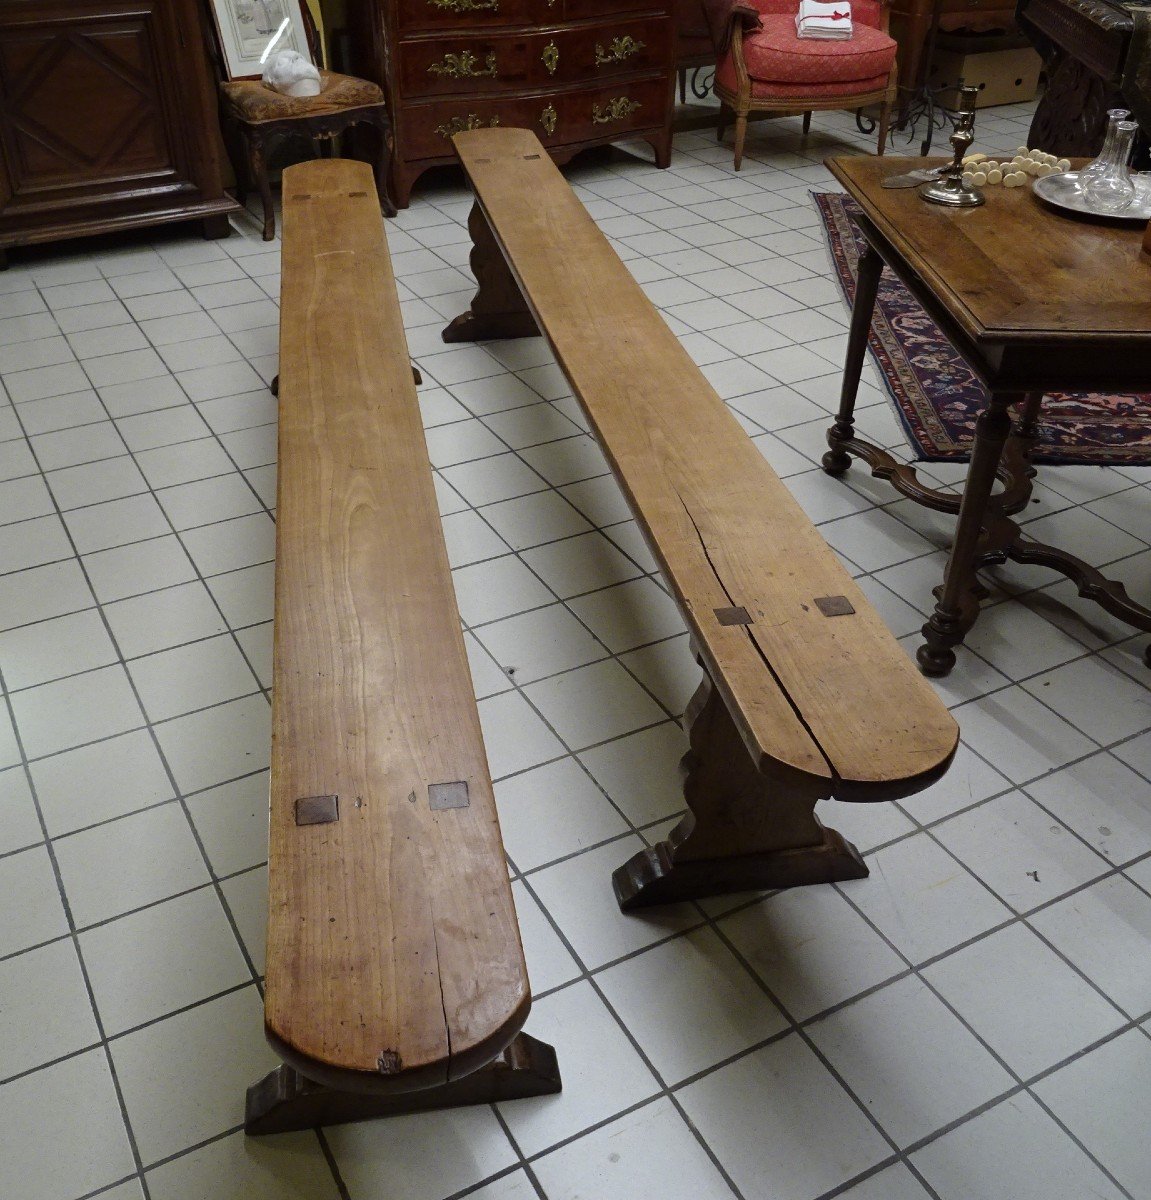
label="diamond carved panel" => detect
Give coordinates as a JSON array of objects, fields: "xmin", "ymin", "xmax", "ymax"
[{"xmin": 0, "ymin": 19, "xmax": 173, "ymax": 195}]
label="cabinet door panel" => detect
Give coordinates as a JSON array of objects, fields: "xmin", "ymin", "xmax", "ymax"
[{"xmin": 0, "ymin": 1, "xmax": 192, "ymax": 209}]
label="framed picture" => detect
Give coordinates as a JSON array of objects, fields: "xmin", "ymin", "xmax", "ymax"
[{"xmin": 209, "ymin": 0, "xmax": 313, "ymax": 80}]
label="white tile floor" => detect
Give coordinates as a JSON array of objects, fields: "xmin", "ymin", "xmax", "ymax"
[{"xmin": 1, "ymin": 97, "xmax": 1150, "ymax": 1200}]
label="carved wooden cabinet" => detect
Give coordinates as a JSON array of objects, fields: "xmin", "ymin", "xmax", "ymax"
[
  {"xmin": 348, "ymin": 0, "xmax": 675, "ymax": 207},
  {"xmin": 1018, "ymin": 0, "xmax": 1149, "ymax": 162},
  {"xmin": 0, "ymin": 0, "xmax": 240, "ymax": 263}
]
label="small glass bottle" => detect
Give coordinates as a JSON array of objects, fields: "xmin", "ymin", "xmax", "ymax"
[
  {"xmin": 1082, "ymin": 120, "xmax": 1139, "ymax": 213},
  {"xmin": 1078, "ymin": 109, "xmax": 1132, "ymax": 193}
]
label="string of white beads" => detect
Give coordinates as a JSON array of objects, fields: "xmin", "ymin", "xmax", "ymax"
[{"xmin": 960, "ymin": 148, "xmax": 1071, "ymax": 189}]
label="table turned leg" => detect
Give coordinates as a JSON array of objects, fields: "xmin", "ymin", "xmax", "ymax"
[
  {"xmin": 612, "ymin": 670, "xmax": 867, "ymax": 910},
  {"xmin": 824, "ymin": 242, "xmax": 883, "ymax": 476},
  {"xmin": 245, "ymin": 1032, "xmax": 561, "ymax": 1135},
  {"xmin": 441, "ymin": 204, "xmax": 540, "ymax": 343},
  {"xmin": 917, "ymin": 390, "xmax": 1019, "ymax": 676}
]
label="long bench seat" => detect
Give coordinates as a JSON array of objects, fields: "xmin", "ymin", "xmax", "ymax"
[
  {"xmin": 244, "ymin": 159, "xmax": 561, "ymax": 1135},
  {"xmin": 443, "ymin": 128, "xmax": 959, "ymax": 908}
]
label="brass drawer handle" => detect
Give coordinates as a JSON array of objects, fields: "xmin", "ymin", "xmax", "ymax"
[
  {"xmin": 427, "ymin": 0, "xmax": 499, "ymax": 12},
  {"xmin": 541, "ymin": 104, "xmax": 557, "ymax": 135},
  {"xmin": 427, "ymin": 50, "xmax": 498, "ymax": 79},
  {"xmin": 595, "ymin": 35, "xmax": 645, "ymax": 66},
  {"xmin": 591, "ymin": 97, "xmax": 641, "ymax": 124},
  {"xmin": 435, "ymin": 114, "xmax": 502, "ymax": 138},
  {"xmin": 542, "ymin": 40, "xmax": 558, "ymax": 75}
]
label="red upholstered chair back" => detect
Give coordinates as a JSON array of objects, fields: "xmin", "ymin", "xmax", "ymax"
[{"xmin": 746, "ymin": 0, "xmax": 883, "ymax": 28}]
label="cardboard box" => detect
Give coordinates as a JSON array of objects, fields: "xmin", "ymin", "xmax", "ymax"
[{"xmin": 927, "ymin": 46, "xmax": 1043, "ymax": 109}]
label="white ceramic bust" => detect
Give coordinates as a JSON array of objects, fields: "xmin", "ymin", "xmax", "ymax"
[{"xmin": 262, "ymin": 49, "xmax": 322, "ymax": 98}]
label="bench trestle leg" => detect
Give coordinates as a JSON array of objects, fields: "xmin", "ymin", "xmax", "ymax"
[
  {"xmin": 613, "ymin": 673, "xmax": 868, "ymax": 910},
  {"xmin": 442, "ymin": 204, "xmax": 540, "ymax": 343},
  {"xmin": 244, "ymin": 1032, "xmax": 561, "ymax": 1135}
]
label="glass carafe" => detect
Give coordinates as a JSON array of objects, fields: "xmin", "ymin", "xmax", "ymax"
[
  {"xmin": 1082, "ymin": 120, "xmax": 1139, "ymax": 212},
  {"xmin": 1078, "ymin": 109, "xmax": 1132, "ymax": 193}
]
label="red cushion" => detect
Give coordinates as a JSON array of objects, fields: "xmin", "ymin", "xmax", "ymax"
[
  {"xmin": 716, "ymin": 57, "xmax": 892, "ymax": 97},
  {"xmin": 735, "ymin": 15, "xmax": 896, "ymax": 85},
  {"xmin": 748, "ymin": 0, "xmax": 882, "ymax": 27}
]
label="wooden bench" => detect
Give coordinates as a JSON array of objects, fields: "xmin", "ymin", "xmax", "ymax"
[
  {"xmin": 244, "ymin": 158, "xmax": 561, "ymax": 1135},
  {"xmin": 443, "ymin": 128, "xmax": 960, "ymax": 910}
]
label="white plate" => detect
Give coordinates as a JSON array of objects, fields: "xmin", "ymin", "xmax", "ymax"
[{"xmin": 1032, "ymin": 170, "xmax": 1151, "ymax": 221}]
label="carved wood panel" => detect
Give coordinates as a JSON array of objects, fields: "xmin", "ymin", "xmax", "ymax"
[
  {"xmin": 0, "ymin": 0, "xmax": 238, "ymax": 253},
  {"xmin": 0, "ymin": 4, "xmax": 184, "ymax": 201}
]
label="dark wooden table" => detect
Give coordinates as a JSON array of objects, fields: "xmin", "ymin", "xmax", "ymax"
[{"xmin": 823, "ymin": 154, "xmax": 1151, "ymax": 676}]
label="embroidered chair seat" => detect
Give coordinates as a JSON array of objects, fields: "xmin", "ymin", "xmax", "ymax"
[{"xmin": 220, "ymin": 71, "xmax": 384, "ymax": 123}]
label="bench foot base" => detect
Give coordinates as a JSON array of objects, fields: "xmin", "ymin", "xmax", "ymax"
[
  {"xmin": 442, "ymin": 310, "xmax": 541, "ymax": 343},
  {"xmin": 441, "ymin": 203, "xmax": 539, "ymax": 345},
  {"xmin": 244, "ymin": 1032, "xmax": 562, "ymax": 1135},
  {"xmin": 613, "ymin": 669, "xmax": 868, "ymax": 910},
  {"xmin": 613, "ymin": 825, "xmax": 867, "ymax": 911}
]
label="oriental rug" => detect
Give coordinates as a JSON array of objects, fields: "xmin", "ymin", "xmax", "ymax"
[{"xmin": 813, "ymin": 191, "xmax": 1151, "ymax": 465}]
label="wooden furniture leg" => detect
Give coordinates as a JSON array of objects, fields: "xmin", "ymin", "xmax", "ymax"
[
  {"xmin": 824, "ymin": 260, "xmax": 1039, "ymax": 518},
  {"xmin": 243, "ymin": 127, "xmax": 276, "ymax": 242},
  {"xmin": 246, "ymin": 1031, "xmax": 561, "ymax": 1134},
  {"xmin": 733, "ymin": 112, "xmax": 749, "ymax": 170},
  {"xmin": 823, "ymin": 241, "xmax": 883, "ymax": 476},
  {"xmin": 877, "ymin": 92, "xmax": 892, "ymax": 155},
  {"xmin": 369, "ymin": 111, "xmax": 398, "ymax": 218},
  {"xmin": 651, "ymin": 127, "xmax": 673, "ymax": 169},
  {"xmin": 201, "ymin": 213, "xmax": 232, "ymax": 241},
  {"xmin": 442, "ymin": 204, "xmax": 540, "ymax": 342},
  {"xmin": 917, "ymin": 391, "xmax": 1019, "ymax": 676},
  {"xmin": 612, "ymin": 669, "xmax": 867, "ymax": 910}
]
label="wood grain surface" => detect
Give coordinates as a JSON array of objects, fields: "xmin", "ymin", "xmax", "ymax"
[
  {"xmin": 265, "ymin": 159, "xmax": 529, "ymax": 1092},
  {"xmin": 827, "ymin": 156, "xmax": 1151, "ymax": 343},
  {"xmin": 453, "ymin": 128, "xmax": 958, "ymax": 797}
]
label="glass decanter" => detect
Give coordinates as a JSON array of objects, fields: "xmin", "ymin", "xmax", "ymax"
[
  {"xmin": 1078, "ymin": 108, "xmax": 1131, "ymax": 193},
  {"xmin": 1081, "ymin": 119, "xmax": 1139, "ymax": 213}
]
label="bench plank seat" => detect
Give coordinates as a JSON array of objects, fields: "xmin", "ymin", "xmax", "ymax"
[
  {"xmin": 443, "ymin": 129, "xmax": 959, "ymax": 907},
  {"xmin": 246, "ymin": 159, "xmax": 559, "ymax": 1133}
]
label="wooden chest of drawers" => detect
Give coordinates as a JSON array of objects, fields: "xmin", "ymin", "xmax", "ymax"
[{"xmin": 348, "ymin": 0, "xmax": 675, "ymax": 207}]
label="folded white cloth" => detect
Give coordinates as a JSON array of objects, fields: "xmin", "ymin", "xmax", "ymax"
[{"xmin": 796, "ymin": 0, "xmax": 852, "ymax": 38}]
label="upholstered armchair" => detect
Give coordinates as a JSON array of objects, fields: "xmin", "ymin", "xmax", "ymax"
[{"xmin": 714, "ymin": 0, "xmax": 898, "ymax": 168}]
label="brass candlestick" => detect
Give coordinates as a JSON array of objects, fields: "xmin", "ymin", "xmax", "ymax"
[{"xmin": 919, "ymin": 85, "xmax": 985, "ymax": 208}]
